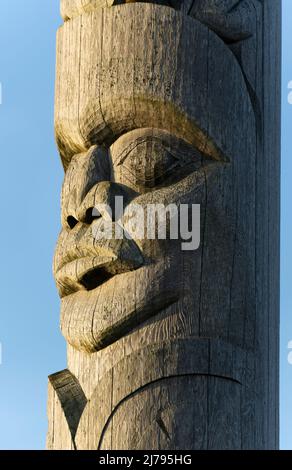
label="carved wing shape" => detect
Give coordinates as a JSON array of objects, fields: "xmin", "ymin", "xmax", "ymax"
[{"xmin": 188, "ymin": 0, "xmax": 255, "ymax": 41}]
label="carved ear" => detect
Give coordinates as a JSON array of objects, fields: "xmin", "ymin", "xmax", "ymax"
[{"xmin": 189, "ymin": 0, "xmax": 255, "ymax": 42}]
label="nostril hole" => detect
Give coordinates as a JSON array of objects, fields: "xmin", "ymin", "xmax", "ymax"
[
  {"xmin": 67, "ymin": 216, "xmax": 78, "ymax": 230},
  {"xmin": 84, "ymin": 208, "xmax": 102, "ymax": 225}
]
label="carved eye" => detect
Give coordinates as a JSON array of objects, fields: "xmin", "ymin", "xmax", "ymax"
[{"xmin": 113, "ymin": 136, "xmax": 202, "ymax": 191}]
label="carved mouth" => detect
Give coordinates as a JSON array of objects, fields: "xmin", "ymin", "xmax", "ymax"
[
  {"xmin": 55, "ymin": 245, "xmax": 144, "ymax": 298},
  {"xmin": 80, "ymin": 267, "xmax": 115, "ymax": 291}
]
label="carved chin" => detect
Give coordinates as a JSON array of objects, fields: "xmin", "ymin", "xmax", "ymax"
[{"xmin": 60, "ymin": 261, "xmax": 184, "ymax": 353}]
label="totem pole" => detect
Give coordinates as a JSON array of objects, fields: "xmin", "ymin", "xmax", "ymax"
[{"xmin": 47, "ymin": 0, "xmax": 281, "ymax": 449}]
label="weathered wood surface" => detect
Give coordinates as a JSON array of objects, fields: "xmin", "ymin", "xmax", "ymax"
[
  {"xmin": 47, "ymin": 0, "xmax": 281, "ymax": 450},
  {"xmin": 55, "ymin": 5, "xmax": 253, "ymax": 170}
]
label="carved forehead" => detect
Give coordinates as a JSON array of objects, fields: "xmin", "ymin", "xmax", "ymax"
[{"xmin": 56, "ymin": 5, "xmax": 255, "ymax": 170}]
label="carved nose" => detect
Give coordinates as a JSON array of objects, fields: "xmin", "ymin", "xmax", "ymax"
[
  {"xmin": 65, "ymin": 181, "xmax": 137, "ymax": 230},
  {"xmin": 66, "ymin": 208, "xmax": 101, "ymax": 230}
]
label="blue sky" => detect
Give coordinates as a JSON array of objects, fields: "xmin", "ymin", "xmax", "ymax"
[
  {"xmin": 0, "ymin": 0, "xmax": 64, "ymax": 449},
  {"xmin": 0, "ymin": 0, "xmax": 291, "ymax": 450}
]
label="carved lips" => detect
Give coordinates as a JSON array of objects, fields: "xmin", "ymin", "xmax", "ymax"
[{"xmin": 54, "ymin": 224, "xmax": 144, "ymax": 298}]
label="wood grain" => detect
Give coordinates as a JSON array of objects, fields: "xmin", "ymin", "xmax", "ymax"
[{"xmin": 47, "ymin": 1, "xmax": 281, "ymax": 450}]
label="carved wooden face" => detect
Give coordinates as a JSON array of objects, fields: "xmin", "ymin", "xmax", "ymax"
[
  {"xmin": 54, "ymin": 3, "xmax": 256, "ymax": 353},
  {"xmin": 54, "ymin": 128, "xmax": 227, "ymax": 352}
]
